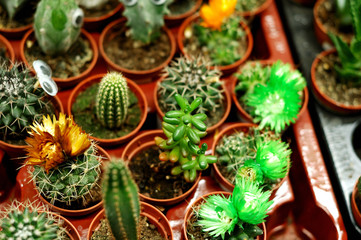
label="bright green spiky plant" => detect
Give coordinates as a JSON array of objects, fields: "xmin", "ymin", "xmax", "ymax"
[
  {"xmin": 157, "ymin": 56, "xmax": 224, "ymax": 126},
  {"xmin": 0, "ymin": 200, "xmax": 67, "ymax": 240},
  {"xmin": 0, "ymin": 61, "xmax": 53, "ymax": 143},
  {"xmin": 0, "ymin": 0, "xmax": 30, "ymax": 20},
  {"xmin": 34, "ymin": 0, "xmax": 84, "ymax": 56},
  {"xmin": 95, "ymin": 72, "xmax": 130, "ymax": 129},
  {"xmin": 102, "ymin": 159, "xmax": 140, "ymax": 240},
  {"xmin": 195, "ymin": 177, "xmax": 273, "ymax": 239},
  {"xmin": 329, "ymin": 0, "xmax": 361, "ymax": 85},
  {"xmin": 120, "ymin": 0, "xmax": 172, "ymax": 44},
  {"xmin": 155, "ymin": 94, "xmax": 217, "ymax": 182}
]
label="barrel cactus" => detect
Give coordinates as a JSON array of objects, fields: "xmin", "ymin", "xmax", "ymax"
[
  {"xmin": 34, "ymin": 0, "xmax": 84, "ymax": 55},
  {"xmin": 95, "ymin": 72, "xmax": 130, "ymax": 129},
  {"xmin": 0, "ymin": 62, "xmax": 53, "ymax": 143},
  {"xmin": 102, "ymin": 159, "xmax": 140, "ymax": 240}
]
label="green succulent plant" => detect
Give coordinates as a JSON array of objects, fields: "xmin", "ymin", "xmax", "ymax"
[
  {"xmin": 155, "ymin": 94, "xmax": 217, "ymax": 182},
  {"xmin": 196, "ymin": 177, "xmax": 273, "ymax": 239},
  {"xmin": 329, "ymin": 0, "xmax": 361, "ymax": 86},
  {"xmin": 0, "ymin": 0, "xmax": 30, "ymax": 20}
]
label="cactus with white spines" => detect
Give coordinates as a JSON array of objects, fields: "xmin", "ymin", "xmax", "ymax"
[{"xmin": 95, "ymin": 72, "xmax": 130, "ymax": 129}]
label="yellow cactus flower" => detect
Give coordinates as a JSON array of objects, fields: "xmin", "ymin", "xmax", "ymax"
[
  {"xmin": 25, "ymin": 113, "xmax": 91, "ymax": 172},
  {"xmin": 200, "ymin": 0, "xmax": 237, "ymax": 30}
]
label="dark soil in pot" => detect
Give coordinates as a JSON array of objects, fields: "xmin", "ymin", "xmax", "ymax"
[
  {"xmin": 0, "ymin": 1, "xmax": 38, "ymax": 29},
  {"xmin": 24, "ymin": 35, "xmax": 93, "ymax": 79},
  {"xmin": 168, "ymin": 0, "xmax": 196, "ymax": 16},
  {"xmin": 81, "ymin": 0, "xmax": 119, "ymax": 18},
  {"xmin": 0, "ymin": 47, "xmax": 6, "ymax": 60},
  {"xmin": 315, "ymin": 52, "xmax": 361, "ymax": 106},
  {"xmin": 128, "ymin": 145, "xmax": 194, "ymax": 199},
  {"xmin": 91, "ymin": 216, "xmax": 165, "ymax": 240},
  {"xmin": 71, "ymin": 83, "xmax": 141, "ymax": 139},
  {"xmin": 104, "ymin": 26, "xmax": 171, "ymax": 71}
]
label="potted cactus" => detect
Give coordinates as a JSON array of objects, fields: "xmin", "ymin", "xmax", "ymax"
[
  {"xmin": 67, "ymin": 72, "xmax": 147, "ymax": 147},
  {"xmin": 87, "ymin": 159, "xmax": 173, "ymax": 239},
  {"xmin": 164, "ymin": 0, "xmax": 202, "ymax": 27},
  {"xmin": 183, "ymin": 177, "xmax": 271, "ymax": 239},
  {"xmin": 0, "ymin": 61, "xmax": 63, "ymax": 157},
  {"xmin": 178, "ymin": 0, "xmax": 253, "ymax": 75},
  {"xmin": 19, "ymin": 0, "xmax": 98, "ymax": 88},
  {"xmin": 351, "ymin": 176, "xmax": 361, "ymax": 228},
  {"xmin": 232, "ymin": 60, "xmax": 307, "ymax": 134},
  {"xmin": 235, "ymin": 0, "xmax": 273, "ymax": 18},
  {"xmin": 24, "ymin": 112, "xmax": 110, "ymax": 216},
  {"xmin": 0, "ymin": 200, "xmax": 81, "ymax": 239},
  {"xmin": 311, "ymin": 0, "xmax": 361, "ymax": 114},
  {"xmin": 99, "ymin": 0, "xmax": 176, "ymax": 81},
  {"xmin": 154, "ymin": 56, "xmax": 231, "ymax": 133}
]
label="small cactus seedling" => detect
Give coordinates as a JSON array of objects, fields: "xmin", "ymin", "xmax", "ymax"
[
  {"xmin": 95, "ymin": 72, "xmax": 130, "ymax": 129},
  {"xmin": 0, "ymin": 0, "xmax": 30, "ymax": 20},
  {"xmin": 155, "ymin": 94, "xmax": 217, "ymax": 182},
  {"xmin": 120, "ymin": 0, "xmax": 172, "ymax": 44},
  {"xmin": 34, "ymin": 0, "xmax": 84, "ymax": 55},
  {"xmin": 0, "ymin": 200, "xmax": 66, "ymax": 240},
  {"xmin": 102, "ymin": 159, "xmax": 140, "ymax": 240}
]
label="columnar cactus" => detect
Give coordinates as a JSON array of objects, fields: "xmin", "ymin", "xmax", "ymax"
[
  {"xmin": 157, "ymin": 56, "xmax": 224, "ymax": 117},
  {"xmin": 120, "ymin": 0, "xmax": 172, "ymax": 44},
  {"xmin": 102, "ymin": 159, "xmax": 140, "ymax": 240},
  {"xmin": 0, "ymin": 0, "xmax": 30, "ymax": 20},
  {"xmin": 0, "ymin": 62, "xmax": 52, "ymax": 142},
  {"xmin": 34, "ymin": 0, "xmax": 84, "ymax": 55},
  {"xmin": 95, "ymin": 72, "xmax": 130, "ymax": 129}
]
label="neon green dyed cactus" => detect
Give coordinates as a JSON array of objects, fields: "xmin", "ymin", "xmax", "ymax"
[
  {"xmin": 102, "ymin": 159, "xmax": 140, "ymax": 240},
  {"xmin": 95, "ymin": 72, "xmax": 130, "ymax": 129},
  {"xmin": 0, "ymin": 0, "xmax": 30, "ymax": 20},
  {"xmin": 34, "ymin": 0, "xmax": 84, "ymax": 55},
  {"xmin": 120, "ymin": 0, "xmax": 172, "ymax": 44}
]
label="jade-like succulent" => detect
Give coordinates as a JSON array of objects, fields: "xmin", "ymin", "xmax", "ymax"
[
  {"xmin": 34, "ymin": 0, "xmax": 84, "ymax": 56},
  {"xmin": 196, "ymin": 177, "xmax": 273, "ymax": 239},
  {"xmin": 0, "ymin": 62, "xmax": 53, "ymax": 142},
  {"xmin": 120, "ymin": 0, "xmax": 172, "ymax": 44},
  {"xmin": 76, "ymin": 0, "xmax": 109, "ymax": 9},
  {"xmin": 102, "ymin": 159, "xmax": 140, "ymax": 240},
  {"xmin": 0, "ymin": 200, "xmax": 66, "ymax": 240},
  {"xmin": 155, "ymin": 94, "xmax": 217, "ymax": 182},
  {"xmin": 157, "ymin": 56, "xmax": 223, "ymax": 120},
  {"xmin": 329, "ymin": 0, "xmax": 361, "ymax": 85},
  {"xmin": 0, "ymin": 0, "xmax": 30, "ymax": 20},
  {"xmin": 95, "ymin": 72, "xmax": 130, "ymax": 129}
]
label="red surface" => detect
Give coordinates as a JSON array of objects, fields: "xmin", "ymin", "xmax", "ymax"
[{"xmin": 0, "ymin": 1, "xmax": 348, "ymax": 240}]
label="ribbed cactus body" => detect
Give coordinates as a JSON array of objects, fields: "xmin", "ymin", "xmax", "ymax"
[
  {"xmin": 95, "ymin": 72, "xmax": 129, "ymax": 129},
  {"xmin": 34, "ymin": 0, "xmax": 83, "ymax": 55},
  {"xmin": 0, "ymin": 0, "xmax": 29, "ymax": 20},
  {"xmin": 102, "ymin": 160, "xmax": 140, "ymax": 240},
  {"xmin": 0, "ymin": 62, "xmax": 52, "ymax": 141}
]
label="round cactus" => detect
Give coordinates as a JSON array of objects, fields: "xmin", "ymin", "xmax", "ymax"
[{"xmin": 95, "ymin": 72, "xmax": 130, "ymax": 129}]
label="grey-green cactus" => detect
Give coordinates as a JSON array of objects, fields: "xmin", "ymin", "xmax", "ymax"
[
  {"xmin": 0, "ymin": 200, "xmax": 66, "ymax": 240},
  {"xmin": 95, "ymin": 72, "xmax": 130, "ymax": 129},
  {"xmin": 0, "ymin": 0, "xmax": 30, "ymax": 20},
  {"xmin": 120, "ymin": 0, "xmax": 172, "ymax": 44},
  {"xmin": 102, "ymin": 159, "xmax": 140, "ymax": 240},
  {"xmin": 31, "ymin": 144, "xmax": 102, "ymax": 207},
  {"xmin": 0, "ymin": 62, "xmax": 53, "ymax": 142},
  {"xmin": 157, "ymin": 56, "xmax": 224, "ymax": 122},
  {"xmin": 34, "ymin": 0, "xmax": 84, "ymax": 56}
]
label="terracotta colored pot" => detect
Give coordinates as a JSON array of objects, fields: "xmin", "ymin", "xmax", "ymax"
[
  {"xmin": 99, "ymin": 18, "xmax": 176, "ymax": 82},
  {"xmin": 19, "ymin": 28, "xmax": 98, "ymax": 88},
  {"xmin": 46, "ymin": 211, "xmax": 81, "ymax": 240},
  {"xmin": 67, "ymin": 73, "xmax": 148, "ymax": 147},
  {"xmin": 310, "ymin": 49, "xmax": 361, "ymax": 114},
  {"xmin": 0, "ymin": 95, "xmax": 64, "ymax": 158},
  {"xmin": 122, "ymin": 130, "xmax": 201, "ymax": 206},
  {"xmin": 238, "ymin": 0, "xmax": 273, "ymax": 18},
  {"xmin": 351, "ymin": 179, "xmax": 361, "ymax": 228},
  {"xmin": 183, "ymin": 191, "xmax": 266, "ymax": 240},
  {"xmin": 0, "ymin": 23, "xmax": 32, "ymax": 40},
  {"xmin": 177, "ymin": 14, "xmax": 253, "ymax": 76},
  {"xmin": 34, "ymin": 146, "xmax": 111, "ymax": 217},
  {"xmin": 164, "ymin": 0, "xmax": 202, "ymax": 27},
  {"xmin": 0, "ymin": 34, "xmax": 15, "ymax": 62},
  {"xmin": 82, "ymin": 3, "xmax": 123, "ymax": 31},
  {"xmin": 153, "ymin": 77, "xmax": 231, "ymax": 134},
  {"xmin": 87, "ymin": 202, "xmax": 173, "ymax": 240}
]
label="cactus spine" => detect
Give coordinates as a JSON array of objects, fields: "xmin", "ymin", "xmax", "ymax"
[
  {"xmin": 102, "ymin": 159, "xmax": 140, "ymax": 240},
  {"xmin": 95, "ymin": 72, "xmax": 129, "ymax": 129}
]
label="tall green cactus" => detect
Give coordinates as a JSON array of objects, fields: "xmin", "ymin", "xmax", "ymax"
[
  {"xmin": 120, "ymin": 0, "xmax": 172, "ymax": 44},
  {"xmin": 95, "ymin": 72, "xmax": 130, "ymax": 129},
  {"xmin": 0, "ymin": 0, "xmax": 30, "ymax": 20},
  {"xmin": 102, "ymin": 159, "xmax": 140, "ymax": 240},
  {"xmin": 34, "ymin": 0, "xmax": 84, "ymax": 56}
]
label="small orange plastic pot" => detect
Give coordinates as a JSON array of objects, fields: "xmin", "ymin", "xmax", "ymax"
[
  {"xmin": 47, "ymin": 211, "xmax": 82, "ymax": 240},
  {"xmin": 238, "ymin": 0, "xmax": 273, "ymax": 18},
  {"xmin": 82, "ymin": 2, "xmax": 123, "ymax": 31},
  {"xmin": 351, "ymin": 179, "xmax": 361, "ymax": 228}
]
